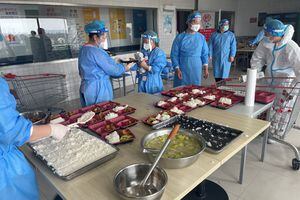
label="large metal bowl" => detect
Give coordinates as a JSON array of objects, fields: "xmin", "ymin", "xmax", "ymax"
[
  {"xmin": 141, "ymin": 128, "xmax": 206, "ymax": 169},
  {"xmin": 20, "ymin": 111, "xmax": 49, "ymax": 125},
  {"xmin": 114, "ymin": 163, "xmax": 168, "ymax": 200}
]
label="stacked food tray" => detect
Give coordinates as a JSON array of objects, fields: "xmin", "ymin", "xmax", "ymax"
[
  {"xmin": 160, "ymin": 85, "xmax": 244, "ymax": 110},
  {"xmin": 146, "ymin": 115, "xmax": 243, "ymax": 153},
  {"xmin": 53, "ymin": 101, "xmax": 138, "ymax": 145},
  {"xmin": 29, "ymin": 128, "xmax": 119, "ymax": 180}
]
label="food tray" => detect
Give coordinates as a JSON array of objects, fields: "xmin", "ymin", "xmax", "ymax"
[
  {"xmin": 88, "ymin": 121, "xmax": 119, "ymax": 137},
  {"xmin": 255, "ymin": 90, "xmax": 276, "ymax": 104},
  {"xmin": 120, "ymin": 58, "xmax": 138, "ymax": 64},
  {"xmin": 113, "ymin": 106, "xmax": 136, "ymax": 115},
  {"xmin": 109, "ymin": 115, "xmax": 139, "ymax": 129},
  {"xmin": 28, "ymin": 131, "xmax": 119, "ymax": 181},
  {"xmin": 161, "ymin": 87, "xmax": 185, "ymax": 97},
  {"xmin": 155, "ymin": 101, "xmax": 175, "ymax": 110},
  {"xmin": 93, "ymin": 101, "xmax": 120, "ymax": 113},
  {"xmin": 143, "ymin": 111, "xmax": 178, "ymax": 126},
  {"xmin": 152, "ymin": 115, "xmax": 243, "ymax": 153},
  {"xmin": 105, "ymin": 129, "xmax": 135, "ymax": 145},
  {"xmin": 172, "ymin": 103, "xmax": 193, "ymax": 113},
  {"xmin": 210, "ymin": 95, "xmax": 244, "ymax": 110}
]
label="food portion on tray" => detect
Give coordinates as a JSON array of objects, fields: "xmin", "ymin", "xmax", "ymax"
[
  {"xmin": 30, "ymin": 128, "xmax": 118, "ymax": 179},
  {"xmin": 210, "ymin": 95, "xmax": 244, "ymax": 110},
  {"xmin": 143, "ymin": 111, "xmax": 177, "ymax": 126}
]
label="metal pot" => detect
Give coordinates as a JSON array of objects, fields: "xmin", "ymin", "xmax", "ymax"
[
  {"xmin": 141, "ymin": 128, "xmax": 206, "ymax": 169},
  {"xmin": 114, "ymin": 163, "xmax": 168, "ymax": 200},
  {"xmin": 20, "ymin": 111, "xmax": 49, "ymax": 125}
]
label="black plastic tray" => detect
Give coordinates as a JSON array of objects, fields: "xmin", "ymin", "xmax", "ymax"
[{"xmin": 153, "ymin": 115, "xmax": 243, "ymax": 153}]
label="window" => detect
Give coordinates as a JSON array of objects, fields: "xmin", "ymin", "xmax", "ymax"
[{"xmin": 0, "ymin": 4, "xmax": 156, "ymax": 66}]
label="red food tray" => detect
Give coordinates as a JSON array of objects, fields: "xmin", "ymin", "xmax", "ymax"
[
  {"xmin": 166, "ymin": 97, "xmax": 183, "ymax": 105},
  {"xmin": 86, "ymin": 110, "xmax": 118, "ymax": 126},
  {"xmin": 155, "ymin": 101, "xmax": 175, "ymax": 110},
  {"xmin": 143, "ymin": 111, "xmax": 177, "ymax": 126},
  {"xmin": 94, "ymin": 123, "xmax": 119, "ymax": 136},
  {"xmin": 161, "ymin": 87, "xmax": 185, "ymax": 97},
  {"xmin": 210, "ymin": 95, "xmax": 244, "ymax": 110},
  {"xmin": 209, "ymin": 88, "xmax": 234, "ymax": 96},
  {"xmin": 93, "ymin": 101, "xmax": 120, "ymax": 113},
  {"xmin": 103, "ymin": 129, "xmax": 135, "ymax": 145},
  {"xmin": 255, "ymin": 90, "xmax": 276, "ymax": 104},
  {"xmin": 113, "ymin": 106, "xmax": 136, "ymax": 115},
  {"xmin": 80, "ymin": 105, "xmax": 96, "ymax": 113},
  {"xmin": 172, "ymin": 104, "xmax": 193, "ymax": 113},
  {"xmin": 109, "ymin": 115, "xmax": 139, "ymax": 129}
]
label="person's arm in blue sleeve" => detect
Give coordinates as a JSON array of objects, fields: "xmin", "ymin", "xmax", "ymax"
[
  {"xmin": 93, "ymin": 49, "xmax": 125, "ymax": 77},
  {"xmin": 230, "ymin": 34, "xmax": 237, "ymax": 57},
  {"xmin": 148, "ymin": 50, "xmax": 167, "ymax": 74},
  {"xmin": 130, "ymin": 63, "xmax": 138, "ymax": 71},
  {"xmin": 249, "ymin": 30, "xmax": 264, "ymax": 45},
  {"xmin": 0, "ymin": 78, "xmax": 32, "ymax": 146},
  {"xmin": 201, "ymin": 39, "xmax": 209, "ymax": 65},
  {"xmin": 170, "ymin": 35, "xmax": 180, "ymax": 70}
]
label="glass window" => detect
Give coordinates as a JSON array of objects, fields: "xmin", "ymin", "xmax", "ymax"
[{"xmin": 0, "ymin": 4, "xmax": 156, "ymax": 67}]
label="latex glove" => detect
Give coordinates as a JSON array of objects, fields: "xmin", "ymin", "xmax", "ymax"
[
  {"xmin": 203, "ymin": 67, "xmax": 209, "ymax": 79},
  {"xmin": 139, "ymin": 60, "xmax": 148, "ymax": 69},
  {"xmin": 50, "ymin": 124, "xmax": 69, "ymax": 141},
  {"xmin": 176, "ymin": 68, "xmax": 183, "ymax": 80},
  {"xmin": 229, "ymin": 56, "xmax": 235, "ymax": 63},
  {"xmin": 125, "ymin": 62, "xmax": 135, "ymax": 71}
]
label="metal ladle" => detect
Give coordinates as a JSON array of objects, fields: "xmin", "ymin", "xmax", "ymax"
[{"xmin": 133, "ymin": 124, "xmax": 181, "ymax": 197}]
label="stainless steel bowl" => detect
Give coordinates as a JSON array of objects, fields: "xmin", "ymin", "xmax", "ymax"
[
  {"xmin": 20, "ymin": 111, "xmax": 49, "ymax": 125},
  {"xmin": 114, "ymin": 163, "xmax": 168, "ymax": 200},
  {"xmin": 141, "ymin": 128, "xmax": 206, "ymax": 169}
]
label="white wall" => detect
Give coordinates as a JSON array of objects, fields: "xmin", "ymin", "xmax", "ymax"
[
  {"xmin": 198, "ymin": 0, "xmax": 238, "ymax": 12},
  {"xmin": 236, "ymin": 0, "xmax": 300, "ymax": 36}
]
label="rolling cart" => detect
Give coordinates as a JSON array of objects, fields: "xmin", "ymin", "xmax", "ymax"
[
  {"xmin": 216, "ymin": 76, "xmax": 300, "ymax": 170},
  {"xmin": 4, "ymin": 73, "xmax": 68, "ymax": 111}
]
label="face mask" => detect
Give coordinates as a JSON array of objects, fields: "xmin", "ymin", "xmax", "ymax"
[
  {"xmin": 191, "ymin": 24, "xmax": 200, "ymax": 32},
  {"xmin": 100, "ymin": 39, "xmax": 108, "ymax": 50},
  {"xmin": 263, "ymin": 36, "xmax": 272, "ymax": 43},
  {"xmin": 223, "ymin": 25, "xmax": 229, "ymax": 32},
  {"xmin": 143, "ymin": 43, "xmax": 151, "ymax": 51}
]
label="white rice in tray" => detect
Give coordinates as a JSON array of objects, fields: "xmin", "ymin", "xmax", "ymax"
[{"xmin": 31, "ymin": 128, "xmax": 116, "ymax": 177}]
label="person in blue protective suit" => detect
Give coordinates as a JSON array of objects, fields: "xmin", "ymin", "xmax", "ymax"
[
  {"xmin": 209, "ymin": 19, "xmax": 237, "ymax": 82},
  {"xmin": 251, "ymin": 19, "xmax": 300, "ymax": 139},
  {"xmin": 0, "ymin": 77, "xmax": 69, "ymax": 200},
  {"xmin": 132, "ymin": 31, "xmax": 167, "ymax": 94},
  {"xmin": 171, "ymin": 11, "xmax": 209, "ymax": 87},
  {"xmin": 78, "ymin": 20, "xmax": 134, "ymax": 107},
  {"xmin": 249, "ymin": 17, "xmax": 273, "ymax": 47}
]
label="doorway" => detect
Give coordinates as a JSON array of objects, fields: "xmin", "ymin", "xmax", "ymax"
[
  {"xmin": 176, "ymin": 10, "xmax": 193, "ymax": 34},
  {"xmin": 215, "ymin": 11, "xmax": 235, "ymax": 32}
]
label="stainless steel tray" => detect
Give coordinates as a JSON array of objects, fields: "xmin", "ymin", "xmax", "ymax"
[{"xmin": 28, "ymin": 132, "xmax": 119, "ymax": 181}]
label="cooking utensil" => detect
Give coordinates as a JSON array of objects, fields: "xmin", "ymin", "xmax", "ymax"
[
  {"xmin": 140, "ymin": 124, "xmax": 180, "ymax": 188},
  {"xmin": 141, "ymin": 128, "xmax": 206, "ymax": 169},
  {"xmin": 114, "ymin": 163, "xmax": 167, "ymax": 200},
  {"xmin": 68, "ymin": 111, "xmax": 95, "ymax": 128}
]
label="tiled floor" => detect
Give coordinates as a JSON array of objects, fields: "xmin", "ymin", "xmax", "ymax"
[{"xmin": 38, "ymin": 68, "xmax": 300, "ymax": 200}]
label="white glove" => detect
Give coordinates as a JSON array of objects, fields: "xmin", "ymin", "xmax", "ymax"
[
  {"xmin": 134, "ymin": 52, "xmax": 144, "ymax": 62},
  {"xmin": 50, "ymin": 124, "xmax": 69, "ymax": 141}
]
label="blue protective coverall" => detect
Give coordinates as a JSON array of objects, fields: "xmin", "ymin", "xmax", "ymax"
[
  {"xmin": 171, "ymin": 32, "xmax": 209, "ymax": 87},
  {"xmin": 249, "ymin": 30, "xmax": 265, "ymax": 46},
  {"xmin": 132, "ymin": 47, "xmax": 167, "ymax": 94},
  {"xmin": 0, "ymin": 77, "xmax": 39, "ymax": 200},
  {"xmin": 78, "ymin": 44, "xmax": 125, "ymax": 106},
  {"xmin": 209, "ymin": 30, "xmax": 237, "ymax": 79}
]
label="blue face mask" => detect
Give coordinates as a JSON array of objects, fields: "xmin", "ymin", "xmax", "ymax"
[{"xmin": 223, "ymin": 25, "xmax": 229, "ymax": 32}]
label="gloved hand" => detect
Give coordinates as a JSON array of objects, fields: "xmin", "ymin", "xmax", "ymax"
[{"xmin": 50, "ymin": 124, "xmax": 69, "ymax": 141}]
